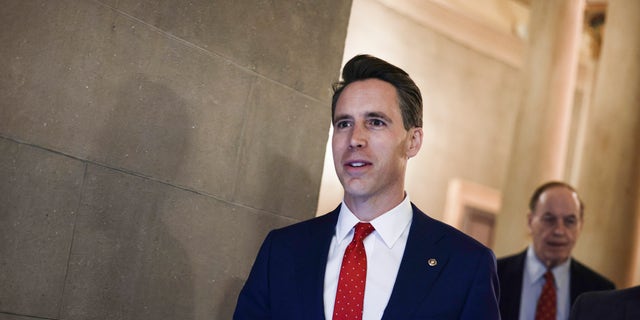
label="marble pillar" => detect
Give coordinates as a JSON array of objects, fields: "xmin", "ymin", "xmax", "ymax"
[
  {"xmin": 494, "ymin": 0, "xmax": 585, "ymax": 256},
  {"xmin": 572, "ymin": 0, "xmax": 640, "ymax": 287}
]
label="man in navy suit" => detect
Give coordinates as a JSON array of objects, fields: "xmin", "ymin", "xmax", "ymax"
[
  {"xmin": 570, "ymin": 285, "xmax": 640, "ymax": 320},
  {"xmin": 498, "ymin": 181, "xmax": 614, "ymax": 320},
  {"xmin": 234, "ymin": 54, "xmax": 500, "ymax": 319}
]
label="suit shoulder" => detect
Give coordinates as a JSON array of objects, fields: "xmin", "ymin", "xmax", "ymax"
[
  {"xmin": 269, "ymin": 212, "xmax": 335, "ymax": 237},
  {"xmin": 571, "ymin": 258, "xmax": 616, "ymax": 289},
  {"xmin": 606, "ymin": 285, "xmax": 640, "ymax": 301},
  {"xmin": 577, "ymin": 287, "xmax": 629, "ymax": 304},
  {"xmin": 497, "ymin": 250, "xmax": 526, "ymax": 267},
  {"xmin": 496, "ymin": 250, "xmax": 527, "ymax": 283},
  {"xmin": 574, "ymin": 285, "xmax": 640, "ymax": 320}
]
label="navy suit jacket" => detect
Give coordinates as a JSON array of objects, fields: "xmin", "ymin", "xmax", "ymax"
[
  {"xmin": 234, "ymin": 204, "xmax": 500, "ymax": 319},
  {"xmin": 497, "ymin": 250, "xmax": 615, "ymax": 320},
  {"xmin": 569, "ymin": 285, "xmax": 640, "ymax": 320}
]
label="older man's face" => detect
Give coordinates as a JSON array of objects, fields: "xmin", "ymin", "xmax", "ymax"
[{"xmin": 528, "ymin": 186, "xmax": 583, "ymax": 268}]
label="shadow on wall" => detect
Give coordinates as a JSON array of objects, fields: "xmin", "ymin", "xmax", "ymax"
[
  {"xmin": 259, "ymin": 153, "xmax": 317, "ymax": 219},
  {"xmin": 216, "ymin": 276, "xmax": 247, "ymax": 318},
  {"xmin": 59, "ymin": 76, "xmax": 197, "ymax": 319},
  {"xmin": 217, "ymin": 156, "xmax": 317, "ymax": 316},
  {"xmin": 90, "ymin": 74, "xmax": 193, "ymax": 182}
]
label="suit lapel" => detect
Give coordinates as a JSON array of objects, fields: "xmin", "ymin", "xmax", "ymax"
[
  {"xmin": 501, "ymin": 251, "xmax": 526, "ymax": 319},
  {"xmin": 382, "ymin": 205, "xmax": 450, "ymax": 319},
  {"xmin": 569, "ymin": 259, "xmax": 592, "ymax": 304},
  {"xmin": 295, "ymin": 208, "xmax": 339, "ymax": 320}
]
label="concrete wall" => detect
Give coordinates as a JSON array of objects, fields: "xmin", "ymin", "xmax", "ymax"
[{"xmin": 0, "ymin": 0, "xmax": 352, "ymax": 319}]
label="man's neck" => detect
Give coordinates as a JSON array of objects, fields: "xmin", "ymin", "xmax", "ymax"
[
  {"xmin": 530, "ymin": 247, "xmax": 570, "ymax": 270},
  {"xmin": 344, "ymin": 191, "xmax": 406, "ymax": 221}
]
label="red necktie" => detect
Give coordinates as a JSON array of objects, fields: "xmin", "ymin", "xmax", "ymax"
[
  {"xmin": 333, "ymin": 222, "xmax": 375, "ymax": 320},
  {"xmin": 535, "ymin": 269, "xmax": 557, "ymax": 320}
]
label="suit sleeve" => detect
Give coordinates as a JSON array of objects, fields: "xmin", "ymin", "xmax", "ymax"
[
  {"xmin": 233, "ymin": 232, "xmax": 274, "ymax": 320},
  {"xmin": 460, "ymin": 248, "xmax": 501, "ymax": 320}
]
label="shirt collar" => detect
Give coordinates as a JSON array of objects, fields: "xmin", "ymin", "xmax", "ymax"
[
  {"xmin": 336, "ymin": 194, "xmax": 413, "ymax": 249},
  {"xmin": 525, "ymin": 245, "xmax": 571, "ymax": 288}
]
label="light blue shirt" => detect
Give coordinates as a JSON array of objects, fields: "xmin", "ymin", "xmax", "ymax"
[{"xmin": 519, "ymin": 246, "xmax": 571, "ymax": 320}]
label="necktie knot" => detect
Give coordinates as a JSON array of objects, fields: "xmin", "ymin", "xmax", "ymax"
[
  {"xmin": 353, "ymin": 222, "xmax": 375, "ymax": 242},
  {"xmin": 543, "ymin": 270, "xmax": 554, "ymax": 283}
]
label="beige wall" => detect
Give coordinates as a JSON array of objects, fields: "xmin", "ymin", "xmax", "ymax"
[{"xmin": 0, "ymin": 0, "xmax": 351, "ymax": 319}]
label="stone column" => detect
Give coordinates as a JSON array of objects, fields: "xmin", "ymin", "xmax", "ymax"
[
  {"xmin": 572, "ymin": 0, "xmax": 640, "ymax": 287},
  {"xmin": 494, "ymin": 0, "xmax": 585, "ymax": 256}
]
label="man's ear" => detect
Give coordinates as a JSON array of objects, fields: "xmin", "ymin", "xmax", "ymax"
[
  {"xmin": 527, "ymin": 211, "xmax": 533, "ymax": 232},
  {"xmin": 406, "ymin": 127, "xmax": 423, "ymax": 158}
]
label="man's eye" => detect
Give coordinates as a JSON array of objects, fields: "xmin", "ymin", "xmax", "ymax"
[
  {"xmin": 543, "ymin": 216, "xmax": 555, "ymax": 223},
  {"xmin": 335, "ymin": 121, "xmax": 352, "ymax": 129},
  {"xmin": 368, "ymin": 119, "xmax": 386, "ymax": 127}
]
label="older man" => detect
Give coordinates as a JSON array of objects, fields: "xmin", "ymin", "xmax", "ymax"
[{"xmin": 498, "ymin": 181, "xmax": 614, "ymax": 320}]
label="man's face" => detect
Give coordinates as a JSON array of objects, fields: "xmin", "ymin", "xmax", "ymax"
[
  {"xmin": 528, "ymin": 186, "xmax": 583, "ymax": 268},
  {"xmin": 331, "ymin": 79, "xmax": 421, "ymax": 206}
]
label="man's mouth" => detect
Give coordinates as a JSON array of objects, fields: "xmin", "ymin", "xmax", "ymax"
[
  {"xmin": 546, "ymin": 241, "xmax": 567, "ymax": 248},
  {"xmin": 349, "ymin": 162, "xmax": 368, "ymax": 167}
]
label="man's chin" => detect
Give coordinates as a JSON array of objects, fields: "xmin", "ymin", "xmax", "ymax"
[
  {"xmin": 342, "ymin": 181, "xmax": 371, "ymax": 196},
  {"xmin": 544, "ymin": 255, "xmax": 570, "ymax": 268}
]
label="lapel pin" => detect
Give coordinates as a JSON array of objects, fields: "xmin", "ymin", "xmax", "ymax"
[{"xmin": 427, "ymin": 258, "xmax": 437, "ymax": 267}]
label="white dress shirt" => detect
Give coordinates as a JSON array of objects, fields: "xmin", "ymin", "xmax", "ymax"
[
  {"xmin": 323, "ymin": 195, "xmax": 413, "ymax": 320},
  {"xmin": 519, "ymin": 246, "xmax": 571, "ymax": 320}
]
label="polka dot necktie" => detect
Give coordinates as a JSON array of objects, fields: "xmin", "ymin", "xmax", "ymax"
[
  {"xmin": 333, "ymin": 222, "xmax": 375, "ymax": 320},
  {"xmin": 535, "ymin": 269, "xmax": 557, "ymax": 320}
]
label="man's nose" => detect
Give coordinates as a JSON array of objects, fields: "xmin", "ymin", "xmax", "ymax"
[
  {"xmin": 553, "ymin": 222, "xmax": 568, "ymax": 235},
  {"xmin": 349, "ymin": 124, "xmax": 367, "ymax": 149}
]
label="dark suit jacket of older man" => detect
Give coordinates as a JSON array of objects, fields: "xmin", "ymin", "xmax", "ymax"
[
  {"xmin": 234, "ymin": 204, "xmax": 500, "ymax": 319},
  {"xmin": 497, "ymin": 250, "xmax": 615, "ymax": 320},
  {"xmin": 570, "ymin": 285, "xmax": 640, "ymax": 320}
]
